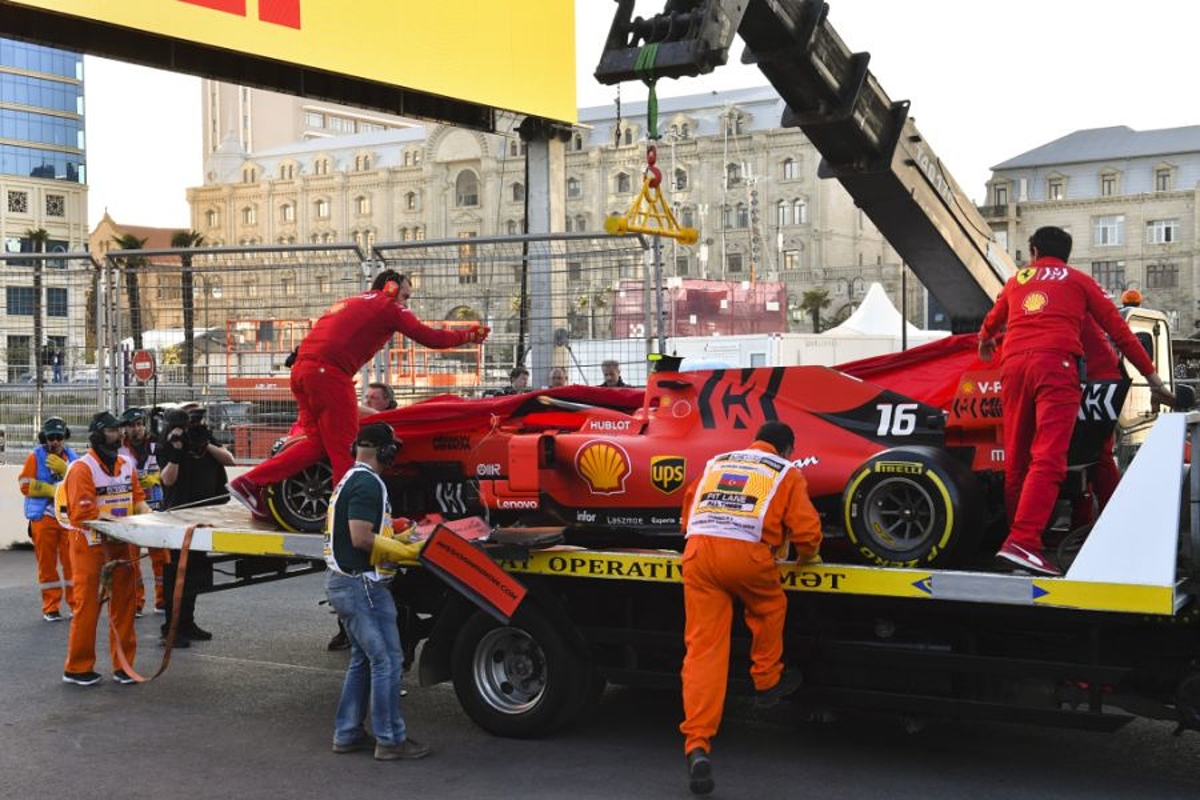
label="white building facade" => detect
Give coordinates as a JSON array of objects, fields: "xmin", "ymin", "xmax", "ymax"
[
  {"xmin": 188, "ymin": 86, "xmax": 915, "ymax": 330},
  {"xmin": 984, "ymin": 125, "xmax": 1200, "ymax": 333}
]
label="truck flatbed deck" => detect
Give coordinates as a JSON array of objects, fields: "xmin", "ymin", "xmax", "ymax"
[{"xmin": 94, "ymin": 412, "xmax": 1197, "ymax": 618}]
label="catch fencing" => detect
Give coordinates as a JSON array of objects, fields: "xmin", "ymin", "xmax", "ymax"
[{"xmin": 1, "ymin": 233, "xmax": 678, "ymax": 459}]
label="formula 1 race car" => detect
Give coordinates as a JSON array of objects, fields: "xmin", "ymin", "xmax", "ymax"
[{"xmin": 260, "ymin": 334, "xmax": 1132, "ymax": 570}]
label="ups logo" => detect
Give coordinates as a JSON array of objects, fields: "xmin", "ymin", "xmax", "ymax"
[{"xmin": 651, "ymin": 456, "xmax": 686, "ymax": 494}]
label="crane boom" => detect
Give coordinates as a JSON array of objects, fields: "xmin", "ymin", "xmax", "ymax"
[{"xmin": 595, "ymin": 0, "xmax": 1015, "ymax": 330}]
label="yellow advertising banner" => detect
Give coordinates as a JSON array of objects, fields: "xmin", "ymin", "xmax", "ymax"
[{"xmin": 4, "ymin": 0, "xmax": 577, "ymax": 122}]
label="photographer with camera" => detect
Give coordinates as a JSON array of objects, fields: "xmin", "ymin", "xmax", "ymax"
[{"xmin": 157, "ymin": 406, "xmax": 236, "ymax": 647}]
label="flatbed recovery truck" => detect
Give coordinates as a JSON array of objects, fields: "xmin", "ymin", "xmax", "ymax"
[
  {"xmin": 92, "ymin": 0, "xmax": 1200, "ymax": 740},
  {"xmin": 94, "ymin": 410, "xmax": 1200, "ymax": 737}
]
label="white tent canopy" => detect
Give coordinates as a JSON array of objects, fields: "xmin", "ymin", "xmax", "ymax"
[
  {"xmin": 120, "ymin": 328, "xmax": 223, "ymax": 351},
  {"xmin": 824, "ymin": 282, "xmax": 948, "ymax": 344}
]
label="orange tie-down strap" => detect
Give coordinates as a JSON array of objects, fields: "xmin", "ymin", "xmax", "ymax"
[{"xmin": 101, "ymin": 525, "xmax": 203, "ymax": 683}]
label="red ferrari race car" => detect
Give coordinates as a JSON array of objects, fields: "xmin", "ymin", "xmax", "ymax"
[{"xmin": 262, "ymin": 334, "xmax": 1129, "ymax": 569}]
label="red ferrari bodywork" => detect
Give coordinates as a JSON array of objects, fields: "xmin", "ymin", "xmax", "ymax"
[{"xmin": 372, "ymin": 363, "xmax": 950, "ymax": 536}]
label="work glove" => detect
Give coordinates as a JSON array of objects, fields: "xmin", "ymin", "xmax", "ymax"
[
  {"xmin": 45, "ymin": 453, "xmax": 68, "ymax": 477},
  {"xmin": 27, "ymin": 479, "xmax": 56, "ymax": 498},
  {"xmin": 463, "ymin": 324, "xmax": 491, "ymax": 345},
  {"xmin": 140, "ymin": 473, "xmax": 161, "ymax": 490},
  {"xmin": 369, "ymin": 518, "xmax": 424, "ymax": 566}
]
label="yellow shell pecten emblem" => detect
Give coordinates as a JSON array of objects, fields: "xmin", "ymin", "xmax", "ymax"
[
  {"xmin": 960, "ymin": 380, "xmax": 975, "ymax": 394},
  {"xmin": 576, "ymin": 440, "xmax": 631, "ymax": 494},
  {"xmin": 1016, "ymin": 267, "xmax": 1037, "ymax": 285},
  {"xmin": 1022, "ymin": 291, "xmax": 1048, "ymax": 314}
]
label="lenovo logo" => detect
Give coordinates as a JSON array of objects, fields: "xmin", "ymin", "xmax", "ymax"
[{"xmin": 178, "ymin": 0, "xmax": 301, "ymax": 29}]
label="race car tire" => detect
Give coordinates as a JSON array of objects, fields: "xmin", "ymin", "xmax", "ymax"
[
  {"xmin": 842, "ymin": 446, "xmax": 983, "ymax": 568},
  {"xmin": 451, "ymin": 605, "xmax": 588, "ymax": 738},
  {"xmin": 265, "ymin": 457, "xmax": 333, "ymax": 533}
]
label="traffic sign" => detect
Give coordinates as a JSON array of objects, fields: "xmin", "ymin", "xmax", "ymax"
[{"xmin": 132, "ymin": 349, "xmax": 156, "ymax": 382}]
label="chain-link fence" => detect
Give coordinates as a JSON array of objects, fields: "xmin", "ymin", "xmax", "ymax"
[
  {"xmin": 1, "ymin": 232, "xmax": 802, "ymax": 461},
  {"xmin": 1, "ymin": 251, "xmax": 102, "ymax": 462}
]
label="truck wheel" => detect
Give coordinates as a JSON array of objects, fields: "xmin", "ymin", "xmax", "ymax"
[
  {"xmin": 451, "ymin": 606, "xmax": 587, "ymax": 738},
  {"xmin": 843, "ymin": 446, "xmax": 983, "ymax": 568},
  {"xmin": 265, "ymin": 459, "xmax": 332, "ymax": 532}
]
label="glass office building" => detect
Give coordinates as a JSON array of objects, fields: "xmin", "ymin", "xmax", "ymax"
[
  {"xmin": 1, "ymin": 38, "xmax": 87, "ymax": 382},
  {"xmin": 0, "ymin": 39, "xmax": 85, "ymax": 183}
]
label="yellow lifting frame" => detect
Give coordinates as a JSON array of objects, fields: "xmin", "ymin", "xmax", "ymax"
[{"xmin": 605, "ymin": 144, "xmax": 699, "ymax": 245}]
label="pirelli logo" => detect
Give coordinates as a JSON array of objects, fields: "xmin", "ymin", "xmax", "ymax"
[
  {"xmin": 874, "ymin": 461, "xmax": 924, "ymax": 475},
  {"xmin": 179, "ymin": 0, "xmax": 301, "ymax": 29}
]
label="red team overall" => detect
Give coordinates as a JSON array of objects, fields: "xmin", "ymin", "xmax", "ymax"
[
  {"xmin": 979, "ymin": 226, "xmax": 1174, "ymax": 575},
  {"xmin": 228, "ymin": 270, "xmax": 488, "ymax": 519}
]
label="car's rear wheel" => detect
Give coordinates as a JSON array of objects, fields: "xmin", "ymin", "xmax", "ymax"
[
  {"xmin": 842, "ymin": 446, "xmax": 983, "ymax": 568},
  {"xmin": 265, "ymin": 458, "xmax": 332, "ymax": 532}
]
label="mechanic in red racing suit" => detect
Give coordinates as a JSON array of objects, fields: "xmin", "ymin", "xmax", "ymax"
[
  {"xmin": 978, "ymin": 226, "xmax": 1174, "ymax": 576},
  {"xmin": 1072, "ymin": 317, "xmax": 1123, "ymax": 527},
  {"xmin": 228, "ymin": 270, "xmax": 489, "ymax": 519}
]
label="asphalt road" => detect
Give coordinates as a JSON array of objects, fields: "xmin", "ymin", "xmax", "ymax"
[{"xmin": 2, "ymin": 547, "xmax": 1200, "ymax": 799}]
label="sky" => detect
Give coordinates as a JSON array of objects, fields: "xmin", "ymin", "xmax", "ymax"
[{"xmin": 83, "ymin": 0, "xmax": 1200, "ymax": 229}]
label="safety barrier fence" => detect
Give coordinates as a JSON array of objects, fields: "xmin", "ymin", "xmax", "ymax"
[{"xmin": 4, "ymin": 233, "xmax": 795, "ymax": 459}]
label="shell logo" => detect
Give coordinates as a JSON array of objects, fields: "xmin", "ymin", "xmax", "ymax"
[
  {"xmin": 1022, "ymin": 291, "xmax": 1048, "ymax": 314},
  {"xmin": 575, "ymin": 440, "xmax": 631, "ymax": 495},
  {"xmin": 960, "ymin": 380, "xmax": 975, "ymax": 395}
]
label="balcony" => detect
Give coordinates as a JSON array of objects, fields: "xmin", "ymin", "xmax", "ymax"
[{"xmin": 977, "ymin": 203, "xmax": 1014, "ymax": 220}]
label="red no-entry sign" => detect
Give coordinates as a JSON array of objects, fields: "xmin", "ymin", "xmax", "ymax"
[{"xmin": 132, "ymin": 349, "xmax": 156, "ymax": 382}]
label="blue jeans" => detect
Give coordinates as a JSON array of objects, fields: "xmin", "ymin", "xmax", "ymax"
[{"xmin": 325, "ymin": 571, "xmax": 406, "ymax": 747}]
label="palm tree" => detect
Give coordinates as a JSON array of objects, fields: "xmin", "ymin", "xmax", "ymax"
[
  {"xmin": 799, "ymin": 288, "xmax": 831, "ymax": 333},
  {"xmin": 171, "ymin": 230, "xmax": 205, "ymax": 387},
  {"xmin": 112, "ymin": 233, "xmax": 148, "ymax": 350}
]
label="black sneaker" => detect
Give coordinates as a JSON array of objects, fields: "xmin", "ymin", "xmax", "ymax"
[
  {"xmin": 184, "ymin": 622, "xmax": 213, "ymax": 641},
  {"xmin": 755, "ymin": 668, "xmax": 803, "ymax": 709},
  {"xmin": 62, "ymin": 671, "xmax": 102, "ymax": 686},
  {"xmin": 112, "ymin": 670, "xmax": 137, "ymax": 685},
  {"xmin": 43, "ymin": 610, "xmax": 63, "ymax": 622},
  {"xmin": 686, "ymin": 748, "xmax": 714, "ymax": 795},
  {"xmin": 331, "ymin": 735, "xmax": 375, "ymax": 754},
  {"xmin": 327, "ymin": 629, "xmax": 350, "ymax": 651},
  {"xmin": 373, "ymin": 738, "xmax": 430, "ymax": 761}
]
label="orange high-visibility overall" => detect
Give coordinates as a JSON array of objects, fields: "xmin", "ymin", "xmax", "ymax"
[
  {"xmin": 59, "ymin": 452, "xmax": 145, "ymax": 675},
  {"xmin": 678, "ymin": 441, "xmax": 822, "ymax": 755},
  {"xmin": 19, "ymin": 448, "xmax": 76, "ymax": 615}
]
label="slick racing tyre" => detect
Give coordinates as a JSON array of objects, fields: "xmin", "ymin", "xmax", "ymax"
[
  {"xmin": 451, "ymin": 605, "xmax": 589, "ymax": 738},
  {"xmin": 265, "ymin": 457, "xmax": 333, "ymax": 533},
  {"xmin": 843, "ymin": 446, "xmax": 983, "ymax": 568}
]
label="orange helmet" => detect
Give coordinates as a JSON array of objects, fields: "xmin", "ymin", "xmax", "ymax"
[{"xmin": 1120, "ymin": 288, "xmax": 1143, "ymax": 307}]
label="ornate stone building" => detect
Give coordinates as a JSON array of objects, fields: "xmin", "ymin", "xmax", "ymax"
[
  {"xmin": 983, "ymin": 125, "xmax": 1200, "ymax": 333},
  {"xmin": 187, "ymin": 86, "xmax": 917, "ymax": 330}
]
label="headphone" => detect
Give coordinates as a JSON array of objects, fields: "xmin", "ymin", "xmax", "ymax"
[
  {"xmin": 38, "ymin": 417, "xmax": 71, "ymax": 445},
  {"xmin": 350, "ymin": 435, "xmax": 400, "ymax": 466},
  {"xmin": 383, "ymin": 280, "xmax": 401, "ymax": 298}
]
